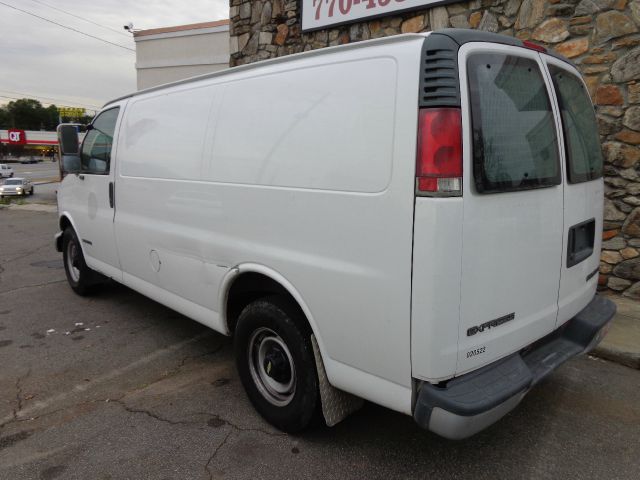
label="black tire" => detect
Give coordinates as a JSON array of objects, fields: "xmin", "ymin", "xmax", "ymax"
[
  {"xmin": 62, "ymin": 228, "xmax": 100, "ymax": 296},
  {"xmin": 234, "ymin": 296, "xmax": 320, "ymax": 433},
  {"xmin": 30, "ymin": 188, "xmax": 34, "ymax": 196}
]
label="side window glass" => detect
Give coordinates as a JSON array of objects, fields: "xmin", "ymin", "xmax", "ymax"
[{"xmin": 80, "ymin": 107, "xmax": 119, "ymax": 174}]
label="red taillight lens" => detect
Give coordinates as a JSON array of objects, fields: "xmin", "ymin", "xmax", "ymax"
[
  {"xmin": 522, "ymin": 40, "xmax": 547, "ymax": 53},
  {"xmin": 416, "ymin": 107, "xmax": 462, "ymax": 195}
]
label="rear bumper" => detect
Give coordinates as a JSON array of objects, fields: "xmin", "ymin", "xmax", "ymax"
[{"xmin": 413, "ymin": 294, "xmax": 616, "ymax": 440}]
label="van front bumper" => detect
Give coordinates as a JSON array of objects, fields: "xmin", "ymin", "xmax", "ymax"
[{"xmin": 413, "ymin": 294, "xmax": 616, "ymax": 440}]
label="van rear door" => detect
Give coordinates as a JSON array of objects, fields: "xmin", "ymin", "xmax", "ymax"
[
  {"xmin": 542, "ymin": 55, "xmax": 604, "ymax": 326},
  {"xmin": 456, "ymin": 43, "xmax": 564, "ymax": 374}
]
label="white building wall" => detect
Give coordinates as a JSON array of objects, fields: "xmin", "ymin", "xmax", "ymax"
[{"xmin": 134, "ymin": 22, "xmax": 229, "ymax": 90}]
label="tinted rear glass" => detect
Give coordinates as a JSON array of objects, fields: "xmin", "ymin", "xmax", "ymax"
[
  {"xmin": 549, "ymin": 65, "xmax": 603, "ymax": 183},
  {"xmin": 468, "ymin": 53, "xmax": 560, "ymax": 193}
]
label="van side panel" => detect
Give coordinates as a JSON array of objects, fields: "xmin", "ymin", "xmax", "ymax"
[
  {"xmin": 119, "ymin": 85, "xmax": 215, "ymax": 180},
  {"xmin": 115, "ymin": 84, "xmax": 220, "ymax": 313},
  {"xmin": 114, "ymin": 37, "xmax": 424, "ymax": 411},
  {"xmin": 207, "ymin": 59, "xmax": 396, "ymax": 193}
]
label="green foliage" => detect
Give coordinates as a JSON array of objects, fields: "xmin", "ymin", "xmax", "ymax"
[
  {"xmin": 0, "ymin": 98, "xmax": 61, "ymax": 130},
  {"xmin": 0, "ymin": 106, "xmax": 10, "ymax": 128}
]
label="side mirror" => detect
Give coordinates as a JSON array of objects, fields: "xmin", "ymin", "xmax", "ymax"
[
  {"xmin": 57, "ymin": 123, "xmax": 82, "ymax": 175},
  {"xmin": 57, "ymin": 124, "xmax": 80, "ymax": 155},
  {"xmin": 61, "ymin": 155, "xmax": 81, "ymax": 174}
]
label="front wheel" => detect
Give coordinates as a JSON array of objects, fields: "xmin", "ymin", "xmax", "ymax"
[
  {"xmin": 235, "ymin": 296, "xmax": 320, "ymax": 433},
  {"xmin": 62, "ymin": 228, "xmax": 100, "ymax": 295}
]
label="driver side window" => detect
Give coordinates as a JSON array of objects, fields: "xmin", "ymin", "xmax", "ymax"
[{"xmin": 80, "ymin": 107, "xmax": 120, "ymax": 174}]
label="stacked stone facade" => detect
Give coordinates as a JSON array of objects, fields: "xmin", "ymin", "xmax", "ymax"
[{"xmin": 229, "ymin": 0, "xmax": 640, "ymax": 297}]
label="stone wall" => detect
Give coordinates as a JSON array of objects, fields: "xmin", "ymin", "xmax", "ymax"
[{"xmin": 229, "ymin": 0, "xmax": 640, "ymax": 297}]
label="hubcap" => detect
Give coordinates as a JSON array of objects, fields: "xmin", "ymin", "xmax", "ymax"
[
  {"xmin": 66, "ymin": 240, "xmax": 80, "ymax": 283},
  {"xmin": 248, "ymin": 327, "xmax": 296, "ymax": 406}
]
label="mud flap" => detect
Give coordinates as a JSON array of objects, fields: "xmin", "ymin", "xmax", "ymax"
[{"xmin": 311, "ymin": 334, "xmax": 364, "ymax": 427}]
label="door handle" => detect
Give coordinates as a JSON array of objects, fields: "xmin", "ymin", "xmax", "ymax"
[
  {"xmin": 567, "ymin": 218, "xmax": 595, "ymax": 268},
  {"xmin": 78, "ymin": 174, "xmax": 85, "ymax": 180},
  {"xmin": 108, "ymin": 182, "xmax": 114, "ymax": 208}
]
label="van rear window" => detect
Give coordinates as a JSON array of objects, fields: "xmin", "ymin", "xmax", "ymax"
[
  {"xmin": 549, "ymin": 66, "xmax": 603, "ymax": 183},
  {"xmin": 468, "ymin": 53, "xmax": 561, "ymax": 194}
]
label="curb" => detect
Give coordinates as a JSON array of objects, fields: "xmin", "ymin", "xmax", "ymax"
[
  {"xmin": 591, "ymin": 344, "xmax": 640, "ymax": 370},
  {"xmin": 589, "ymin": 294, "xmax": 640, "ymax": 370},
  {"xmin": 33, "ymin": 180, "xmax": 60, "ymax": 186}
]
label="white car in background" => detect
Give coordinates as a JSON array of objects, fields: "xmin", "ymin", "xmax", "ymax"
[
  {"xmin": 0, "ymin": 164, "xmax": 14, "ymax": 178},
  {"xmin": 0, "ymin": 177, "xmax": 34, "ymax": 197}
]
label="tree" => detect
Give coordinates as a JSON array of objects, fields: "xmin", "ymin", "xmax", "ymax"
[
  {"xmin": 2, "ymin": 98, "xmax": 67, "ymax": 130},
  {"xmin": 0, "ymin": 105, "xmax": 10, "ymax": 129},
  {"xmin": 45, "ymin": 105, "xmax": 60, "ymax": 130},
  {"xmin": 6, "ymin": 98, "xmax": 47, "ymax": 130},
  {"xmin": 0, "ymin": 98, "xmax": 91, "ymax": 130}
]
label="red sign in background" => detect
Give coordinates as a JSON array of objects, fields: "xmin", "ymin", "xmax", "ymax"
[{"xmin": 8, "ymin": 129, "xmax": 27, "ymax": 145}]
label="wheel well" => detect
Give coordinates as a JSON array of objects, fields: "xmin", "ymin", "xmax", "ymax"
[
  {"xmin": 225, "ymin": 272, "xmax": 309, "ymax": 335},
  {"xmin": 59, "ymin": 215, "xmax": 72, "ymax": 231}
]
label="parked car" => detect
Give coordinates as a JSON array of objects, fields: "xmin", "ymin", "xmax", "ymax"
[
  {"xmin": 0, "ymin": 164, "xmax": 14, "ymax": 178},
  {"xmin": 0, "ymin": 177, "xmax": 34, "ymax": 197},
  {"xmin": 54, "ymin": 29, "xmax": 615, "ymax": 440},
  {"xmin": 20, "ymin": 157, "xmax": 39, "ymax": 164}
]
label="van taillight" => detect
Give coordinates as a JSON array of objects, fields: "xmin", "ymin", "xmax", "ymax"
[{"xmin": 416, "ymin": 108, "xmax": 462, "ymax": 196}]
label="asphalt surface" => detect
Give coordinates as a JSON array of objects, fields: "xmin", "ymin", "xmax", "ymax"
[
  {"xmin": 4, "ymin": 161, "xmax": 60, "ymax": 183},
  {"xmin": 0, "ymin": 210, "xmax": 639, "ymax": 480}
]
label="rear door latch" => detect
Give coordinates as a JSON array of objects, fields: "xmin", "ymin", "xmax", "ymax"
[{"xmin": 567, "ymin": 218, "xmax": 595, "ymax": 268}]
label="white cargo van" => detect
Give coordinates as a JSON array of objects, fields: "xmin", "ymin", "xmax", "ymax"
[
  {"xmin": 55, "ymin": 29, "xmax": 615, "ymax": 439},
  {"xmin": 0, "ymin": 164, "xmax": 14, "ymax": 178}
]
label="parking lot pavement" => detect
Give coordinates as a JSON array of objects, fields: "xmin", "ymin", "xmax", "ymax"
[
  {"xmin": 1, "ymin": 210, "xmax": 639, "ymax": 480},
  {"xmin": 7, "ymin": 162, "xmax": 60, "ymax": 184}
]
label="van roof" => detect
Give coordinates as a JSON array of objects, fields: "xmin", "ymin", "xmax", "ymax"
[
  {"xmin": 104, "ymin": 29, "xmax": 574, "ymax": 108},
  {"xmin": 104, "ymin": 32, "xmax": 427, "ymax": 107}
]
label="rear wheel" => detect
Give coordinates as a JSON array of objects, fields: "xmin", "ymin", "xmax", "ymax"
[
  {"xmin": 235, "ymin": 296, "xmax": 320, "ymax": 433},
  {"xmin": 62, "ymin": 228, "xmax": 100, "ymax": 295}
]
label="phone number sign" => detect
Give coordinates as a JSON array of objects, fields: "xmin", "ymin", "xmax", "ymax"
[{"xmin": 302, "ymin": 0, "xmax": 448, "ymax": 31}]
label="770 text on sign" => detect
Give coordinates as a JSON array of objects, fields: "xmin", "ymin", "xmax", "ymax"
[{"xmin": 302, "ymin": 0, "xmax": 451, "ymax": 31}]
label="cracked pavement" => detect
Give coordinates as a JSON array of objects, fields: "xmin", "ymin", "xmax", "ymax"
[{"xmin": 1, "ymin": 210, "xmax": 639, "ymax": 479}]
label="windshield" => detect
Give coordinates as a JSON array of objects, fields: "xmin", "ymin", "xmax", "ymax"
[{"xmin": 4, "ymin": 179, "xmax": 22, "ymax": 185}]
